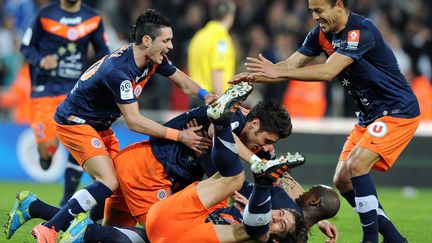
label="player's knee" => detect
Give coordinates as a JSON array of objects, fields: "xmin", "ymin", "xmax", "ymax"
[
  {"xmin": 347, "ymin": 156, "xmax": 369, "ymax": 177},
  {"xmin": 97, "ymin": 175, "xmax": 119, "ymax": 191},
  {"xmin": 333, "ymin": 169, "xmax": 350, "ymax": 190}
]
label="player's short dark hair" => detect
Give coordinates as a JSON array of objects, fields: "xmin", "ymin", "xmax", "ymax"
[
  {"xmin": 211, "ymin": 0, "xmax": 236, "ymax": 21},
  {"xmin": 328, "ymin": 0, "xmax": 349, "ymax": 8},
  {"xmin": 267, "ymin": 209, "xmax": 308, "ymax": 243},
  {"xmin": 130, "ymin": 9, "xmax": 171, "ymax": 44},
  {"xmin": 247, "ymin": 101, "xmax": 292, "ymax": 139}
]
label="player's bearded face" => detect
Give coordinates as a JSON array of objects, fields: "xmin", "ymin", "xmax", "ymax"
[{"xmin": 148, "ymin": 27, "xmax": 173, "ymax": 64}]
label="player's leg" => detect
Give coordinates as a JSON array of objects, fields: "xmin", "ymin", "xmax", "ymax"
[
  {"xmin": 59, "ymin": 213, "xmax": 148, "ymax": 243},
  {"xmin": 60, "ymin": 153, "xmax": 83, "ymax": 207},
  {"xmin": 32, "ymin": 124, "xmax": 119, "ymax": 243},
  {"xmin": 346, "ymin": 146, "xmax": 380, "ymax": 243},
  {"xmin": 197, "ymin": 82, "xmax": 254, "ymax": 208},
  {"xmin": 30, "ymin": 95, "xmax": 66, "ymax": 170},
  {"xmin": 4, "ymin": 191, "xmax": 58, "ymax": 239}
]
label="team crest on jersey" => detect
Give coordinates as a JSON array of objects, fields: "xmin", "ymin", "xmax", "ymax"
[
  {"xmin": 134, "ymin": 86, "xmax": 142, "ymax": 97},
  {"xmin": 120, "ymin": 80, "xmax": 134, "ymax": 100},
  {"xmin": 367, "ymin": 121, "xmax": 388, "ymax": 137},
  {"xmin": 156, "ymin": 189, "xmax": 168, "ymax": 200},
  {"xmin": 91, "ymin": 138, "xmax": 103, "ymax": 148},
  {"xmin": 67, "ymin": 28, "xmax": 79, "ymax": 41},
  {"xmin": 347, "ymin": 30, "xmax": 360, "ymax": 50}
]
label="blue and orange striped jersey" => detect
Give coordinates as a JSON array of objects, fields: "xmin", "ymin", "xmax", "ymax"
[
  {"xmin": 298, "ymin": 12, "xmax": 420, "ymax": 126},
  {"xmin": 54, "ymin": 44, "xmax": 176, "ymax": 131},
  {"xmin": 21, "ymin": 2, "xmax": 110, "ymax": 98}
]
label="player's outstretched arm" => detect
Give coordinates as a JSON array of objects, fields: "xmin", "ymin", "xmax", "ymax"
[
  {"xmin": 168, "ymin": 68, "xmax": 218, "ymax": 104},
  {"xmin": 118, "ymin": 102, "xmax": 212, "ymax": 153}
]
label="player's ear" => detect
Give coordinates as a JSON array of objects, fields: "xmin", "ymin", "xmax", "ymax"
[
  {"xmin": 141, "ymin": 35, "xmax": 152, "ymax": 48},
  {"xmin": 252, "ymin": 118, "xmax": 261, "ymax": 130},
  {"xmin": 309, "ymin": 195, "xmax": 321, "ymax": 206}
]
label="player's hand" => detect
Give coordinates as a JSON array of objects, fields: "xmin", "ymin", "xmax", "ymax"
[
  {"xmin": 245, "ymin": 54, "xmax": 281, "ymax": 79},
  {"xmin": 179, "ymin": 125, "xmax": 212, "ymax": 153},
  {"xmin": 40, "ymin": 54, "xmax": 58, "ymax": 70},
  {"xmin": 204, "ymin": 93, "xmax": 218, "ymax": 105},
  {"xmin": 228, "ymin": 72, "xmax": 255, "ymax": 84},
  {"xmin": 232, "ymin": 191, "xmax": 248, "ymax": 214},
  {"xmin": 317, "ymin": 220, "xmax": 338, "ymax": 243},
  {"xmin": 186, "ymin": 119, "xmax": 212, "ymax": 156}
]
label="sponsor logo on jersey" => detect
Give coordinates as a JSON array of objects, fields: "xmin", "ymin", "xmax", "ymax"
[
  {"xmin": 91, "ymin": 138, "xmax": 103, "ymax": 148},
  {"xmin": 367, "ymin": 121, "xmax": 388, "ymax": 137},
  {"xmin": 120, "ymin": 80, "xmax": 133, "ymax": 100},
  {"xmin": 347, "ymin": 30, "xmax": 360, "ymax": 50},
  {"xmin": 59, "ymin": 16, "xmax": 82, "ymax": 25},
  {"xmin": 134, "ymin": 85, "xmax": 142, "ymax": 97}
]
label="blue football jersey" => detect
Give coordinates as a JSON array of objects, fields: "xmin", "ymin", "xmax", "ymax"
[
  {"xmin": 55, "ymin": 44, "xmax": 176, "ymax": 130},
  {"xmin": 150, "ymin": 106, "xmax": 249, "ymax": 190},
  {"xmin": 21, "ymin": 2, "xmax": 110, "ymax": 97},
  {"xmin": 298, "ymin": 12, "xmax": 420, "ymax": 126}
]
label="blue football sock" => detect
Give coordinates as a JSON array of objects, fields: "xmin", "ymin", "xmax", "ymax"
[
  {"xmin": 212, "ymin": 126, "xmax": 243, "ymax": 177},
  {"xmin": 377, "ymin": 203, "xmax": 404, "ymax": 242},
  {"xmin": 352, "ymin": 174, "xmax": 379, "ymax": 243},
  {"xmin": 44, "ymin": 181, "xmax": 112, "ymax": 232},
  {"xmin": 243, "ymin": 183, "xmax": 272, "ymax": 237},
  {"xmin": 341, "ymin": 189, "xmax": 356, "ymax": 207},
  {"xmin": 85, "ymin": 224, "xmax": 148, "ymax": 243},
  {"xmin": 90, "ymin": 197, "xmax": 105, "ymax": 224}
]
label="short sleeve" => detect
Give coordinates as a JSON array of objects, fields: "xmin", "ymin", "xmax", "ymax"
[
  {"xmin": 297, "ymin": 26, "xmax": 323, "ymax": 57},
  {"xmin": 105, "ymin": 71, "xmax": 137, "ymax": 104},
  {"xmin": 156, "ymin": 55, "xmax": 177, "ymax": 76},
  {"xmin": 336, "ymin": 26, "xmax": 376, "ymax": 60}
]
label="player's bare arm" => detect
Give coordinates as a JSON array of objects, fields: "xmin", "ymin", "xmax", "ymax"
[
  {"xmin": 246, "ymin": 52, "xmax": 353, "ymax": 81},
  {"xmin": 118, "ymin": 102, "xmax": 212, "ymax": 153},
  {"xmin": 168, "ymin": 68, "xmax": 218, "ymax": 104},
  {"xmin": 228, "ymin": 52, "xmax": 314, "ymax": 84}
]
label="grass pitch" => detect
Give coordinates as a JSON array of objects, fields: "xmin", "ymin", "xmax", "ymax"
[{"xmin": 0, "ymin": 181, "xmax": 430, "ymax": 242}]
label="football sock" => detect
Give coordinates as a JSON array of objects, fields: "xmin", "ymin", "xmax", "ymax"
[
  {"xmin": 60, "ymin": 154, "xmax": 83, "ymax": 207},
  {"xmin": 342, "ymin": 189, "xmax": 404, "ymax": 242},
  {"xmin": 377, "ymin": 204, "xmax": 405, "ymax": 242},
  {"xmin": 44, "ymin": 181, "xmax": 112, "ymax": 232},
  {"xmin": 29, "ymin": 199, "xmax": 60, "ymax": 221},
  {"xmin": 243, "ymin": 183, "xmax": 272, "ymax": 237},
  {"xmin": 85, "ymin": 225, "xmax": 148, "ymax": 243},
  {"xmin": 352, "ymin": 174, "xmax": 379, "ymax": 243},
  {"xmin": 90, "ymin": 197, "xmax": 105, "ymax": 224},
  {"xmin": 212, "ymin": 125, "xmax": 242, "ymax": 177}
]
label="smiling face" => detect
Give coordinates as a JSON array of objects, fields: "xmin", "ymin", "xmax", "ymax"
[
  {"xmin": 308, "ymin": 0, "xmax": 346, "ymax": 33},
  {"xmin": 145, "ymin": 27, "xmax": 173, "ymax": 64},
  {"xmin": 241, "ymin": 118, "xmax": 280, "ymax": 153}
]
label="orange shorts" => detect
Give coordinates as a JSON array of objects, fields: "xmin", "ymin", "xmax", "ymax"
[
  {"xmin": 146, "ymin": 182, "xmax": 226, "ymax": 243},
  {"xmin": 53, "ymin": 121, "xmax": 120, "ymax": 166},
  {"xmin": 105, "ymin": 141, "xmax": 172, "ymax": 224},
  {"xmin": 30, "ymin": 95, "xmax": 66, "ymax": 143},
  {"xmin": 339, "ymin": 116, "xmax": 420, "ymax": 172}
]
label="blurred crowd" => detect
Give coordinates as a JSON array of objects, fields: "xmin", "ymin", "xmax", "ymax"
[{"xmin": 1, "ymin": 0, "xmax": 431, "ymax": 123}]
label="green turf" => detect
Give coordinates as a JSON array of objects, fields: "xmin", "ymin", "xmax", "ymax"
[{"xmin": 0, "ymin": 182, "xmax": 431, "ymax": 242}]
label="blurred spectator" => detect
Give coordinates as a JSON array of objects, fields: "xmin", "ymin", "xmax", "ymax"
[
  {"xmin": 0, "ymin": 61, "xmax": 31, "ymax": 124},
  {"xmin": 1, "ymin": 0, "xmax": 432, "ymax": 118}
]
